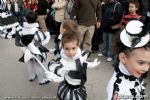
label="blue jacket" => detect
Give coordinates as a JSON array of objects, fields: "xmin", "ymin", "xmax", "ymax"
[{"xmin": 101, "ymin": 1, "xmax": 123, "ymax": 33}]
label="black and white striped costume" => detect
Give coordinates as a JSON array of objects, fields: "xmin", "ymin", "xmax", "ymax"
[
  {"xmin": 48, "ymin": 48, "xmax": 100, "ymax": 100},
  {"xmin": 0, "ymin": 0, "xmax": 19, "ymax": 39},
  {"xmin": 15, "ymin": 22, "xmax": 51, "ymax": 84},
  {"xmin": 107, "ymin": 62, "xmax": 146, "ymax": 100},
  {"xmin": 16, "ymin": 22, "xmax": 50, "ymax": 62}
]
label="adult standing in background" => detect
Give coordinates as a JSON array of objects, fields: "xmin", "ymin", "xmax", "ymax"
[
  {"xmin": 70, "ymin": 0, "xmax": 101, "ymax": 52},
  {"xmin": 65, "ymin": 0, "xmax": 74, "ymax": 19},
  {"xmin": 36, "ymin": 0, "xmax": 49, "ymax": 33},
  {"xmin": 117, "ymin": 0, "xmax": 129, "ymax": 14},
  {"xmin": 98, "ymin": 0, "xmax": 123, "ymax": 62},
  {"xmin": 139, "ymin": 0, "xmax": 150, "ymax": 26},
  {"xmin": 51, "ymin": 0, "xmax": 67, "ymax": 52},
  {"xmin": 11, "ymin": 0, "xmax": 24, "ymax": 26}
]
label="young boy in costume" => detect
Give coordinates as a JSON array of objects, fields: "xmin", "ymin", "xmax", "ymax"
[{"xmin": 48, "ymin": 30, "xmax": 101, "ymax": 100}]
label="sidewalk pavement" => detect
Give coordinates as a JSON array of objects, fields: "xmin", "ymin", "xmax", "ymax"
[{"xmin": 0, "ymin": 38, "xmax": 149, "ymax": 100}]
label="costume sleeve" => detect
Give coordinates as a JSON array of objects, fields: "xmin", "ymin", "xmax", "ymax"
[
  {"xmin": 41, "ymin": 31, "xmax": 50, "ymax": 46},
  {"xmin": 15, "ymin": 25, "xmax": 24, "ymax": 46},
  {"xmin": 48, "ymin": 60, "xmax": 69, "ymax": 77},
  {"xmin": 85, "ymin": 58, "xmax": 100, "ymax": 69},
  {"xmin": 34, "ymin": 31, "xmax": 50, "ymax": 46}
]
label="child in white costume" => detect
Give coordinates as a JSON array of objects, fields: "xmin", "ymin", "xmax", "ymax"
[
  {"xmin": 15, "ymin": 11, "xmax": 52, "ymax": 85},
  {"xmin": 52, "ymin": 19, "xmax": 78, "ymax": 55},
  {"xmin": 0, "ymin": 1, "xmax": 61, "ymax": 84},
  {"xmin": 48, "ymin": 31, "xmax": 101, "ymax": 100},
  {"xmin": 107, "ymin": 20, "xmax": 150, "ymax": 100},
  {"xmin": 0, "ymin": 0, "xmax": 19, "ymax": 39}
]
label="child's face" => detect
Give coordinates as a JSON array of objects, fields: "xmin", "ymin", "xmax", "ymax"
[
  {"xmin": 120, "ymin": 48, "xmax": 150, "ymax": 77},
  {"xmin": 63, "ymin": 41, "xmax": 79, "ymax": 58},
  {"xmin": 128, "ymin": 3, "xmax": 138, "ymax": 13}
]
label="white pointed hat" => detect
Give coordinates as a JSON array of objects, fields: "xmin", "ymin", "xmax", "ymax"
[{"xmin": 120, "ymin": 20, "xmax": 150, "ymax": 48}]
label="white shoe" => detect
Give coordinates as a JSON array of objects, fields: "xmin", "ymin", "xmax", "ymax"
[
  {"xmin": 29, "ymin": 75, "xmax": 37, "ymax": 81},
  {"xmin": 98, "ymin": 53, "xmax": 103, "ymax": 57},
  {"xmin": 107, "ymin": 57, "xmax": 113, "ymax": 62}
]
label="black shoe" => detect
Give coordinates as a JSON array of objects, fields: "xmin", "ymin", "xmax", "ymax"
[{"xmin": 39, "ymin": 80, "xmax": 50, "ymax": 85}]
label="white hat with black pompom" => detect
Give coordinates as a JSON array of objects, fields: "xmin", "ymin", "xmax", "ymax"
[{"xmin": 120, "ymin": 20, "xmax": 150, "ymax": 48}]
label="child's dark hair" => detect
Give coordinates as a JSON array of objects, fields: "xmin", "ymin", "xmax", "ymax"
[
  {"xmin": 25, "ymin": 11, "xmax": 37, "ymax": 23},
  {"xmin": 129, "ymin": 0, "xmax": 139, "ymax": 9},
  {"xmin": 61, "ymin": 19, "xmax": 78, "ymax": 32},
  {"xmin": 61, "ymin": 30, "xmax": 80, "ymax": 47},
  {"xmin": 113, "ymin": 41, "xmax": 150, "ymax": 67}
]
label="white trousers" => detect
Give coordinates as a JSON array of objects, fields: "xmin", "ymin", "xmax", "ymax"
[{"xmin": 27, "ymin": 59, "xmax": 47, "ymax": 83}]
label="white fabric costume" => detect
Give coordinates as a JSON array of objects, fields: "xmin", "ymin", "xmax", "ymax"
[
  {"xmin": 0, "ymin": 0, "xmax": 62, "ymax": 84},
  {"xmin": 107, "ymin": 20, "xmax": 149, "ymax": 100},
  {"xmin": 107, "ymin": 62, "xmax": 146, "ymax": 100},
  {"xmin": 16, "ymin": 22, "xmax": 52, "ymax": 84},
  {"xmin": 48, "ymin": 48, "xmax": 100, "ymax": 100},
  {"xmin": 0, "ymin": 0, "xmax": 19, "ymax": 39}
]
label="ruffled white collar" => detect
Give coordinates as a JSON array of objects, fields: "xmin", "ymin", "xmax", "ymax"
[
  {"xmin": 119, "ymin": 62, "xmax": 132, "ymax": 76},
  {"xmin": 23, "ymin": 22, "xmax": 39, "ymax": 28}
]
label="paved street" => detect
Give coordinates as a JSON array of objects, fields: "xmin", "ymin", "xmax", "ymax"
[{"xmin": 0, "ymin": 38, "xmax": 150, "ymax": 100}]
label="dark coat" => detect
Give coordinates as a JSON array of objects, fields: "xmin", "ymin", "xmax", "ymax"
[
  {"xmin": 139, "ymin": 0, "xmax": 150, "ymax": 16},
  {"xmin": 70, "ymin": 0, "xmax": 101, "ymax": 26},
  {"xmin": 36, "ymin": 0, "xmax": 49, "ymax": 15},
  {"xmin": 101, "ymin": 1, "xmax": 123, "ymax": 33}
]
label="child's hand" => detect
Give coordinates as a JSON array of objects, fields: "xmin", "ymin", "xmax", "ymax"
[
  {"xmin": 82, "ymin": 54, "xmax": 88, "ymax": 61},
  {"xmin": 45, "ymin": 71, "xmax": 63, "ymax": 82},
  {"xmin": 86, "ymin": 58, "xmax": 101, "ymax": 68}
]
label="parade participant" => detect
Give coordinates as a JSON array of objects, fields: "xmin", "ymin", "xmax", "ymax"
[
  {"xmin": 48, "ymin": 31, "xmax": 101, "ymax": 100},
  {"xmin": 16, "ymin": 11, "xmax": 51, "ymax": 85},
  {"xmin": 107, "ymin": 20, "xmax": 150, "ymax": 100},
  {"xmin": 0, "ymin": 0, "xmax": 19, "ymax": 39},
  {"xmin": 51, "ymin": 19, "xmax": 78, "ymax": 55},
  {"xmin": 70, "ymin": 0, "xmax": 101, "ymax": 52}
]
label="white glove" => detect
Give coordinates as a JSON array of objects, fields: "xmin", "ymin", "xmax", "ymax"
[
  {"xmin": 82, "ymin": 53, "xmax": 88, "ymax": 61},
  {"xmin": 45, "ymin": 71, "xmax": 63, "ymax": 82},
  {"xmin": 86, "ymin": 58, "xmax": 101, "ymax": 68},
  {"xmin": 48, "ymin": 48, "xmax": 56, "ymax": 53}
]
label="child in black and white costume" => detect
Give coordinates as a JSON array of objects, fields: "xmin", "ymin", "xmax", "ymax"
[
  {"xmin": 48, "ymin": 31, "xmax": 101, "ymax": 100},
  {"xmin": 50, "ymin": 19, "xmax": 78, "ymax": 56},
  {"xmin": 0, "ymin": 1, "xmax": 61, "ymax": 85},
  {"xmin": 15, "ymin": 11, "xmax": 53, "ymax": 85},
  {"xmin": 107, "ymin": 20, "xmax": 150, "ymax": 100},
  {"xmin": 0, "ymin": 0, "xmax": 19, "ymax": 39}
]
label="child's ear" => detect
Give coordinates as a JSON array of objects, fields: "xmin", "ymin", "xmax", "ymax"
[{"xmin": 119, "ymin": 53, "xmax": 127, "ymax": 64}]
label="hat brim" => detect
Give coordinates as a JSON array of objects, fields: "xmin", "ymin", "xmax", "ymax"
[{"xmin": 120, "ymin": 29, "xmax": 150, "ymax": 48}]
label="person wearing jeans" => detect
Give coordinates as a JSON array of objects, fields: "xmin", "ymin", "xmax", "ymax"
[{"xmin": 98, "ymin": 0, "xmax": 123, "ymax": 62}]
